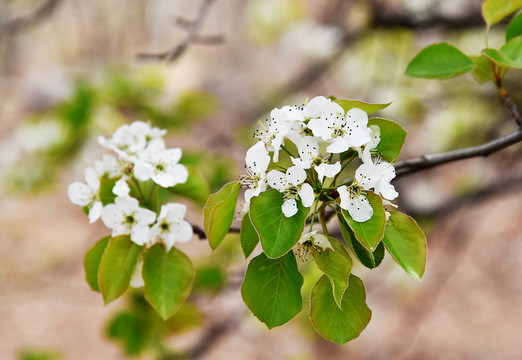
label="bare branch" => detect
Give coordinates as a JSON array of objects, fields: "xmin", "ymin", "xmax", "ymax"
[
  {"xmin": 499, "ymin": 88, "xmax": 522, "ymax": 128},
  {"xmin": 0, "ymin": 0, "xmax": 63, "ymax": 38},
  {"xmin": 136, "ymin": 0, "xmax": 221, "ymax": 63}
]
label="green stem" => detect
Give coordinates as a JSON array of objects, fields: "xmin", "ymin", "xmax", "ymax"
[{"xmin": 308, "ymin": 196, "xmax": 321, "ymax": 232}]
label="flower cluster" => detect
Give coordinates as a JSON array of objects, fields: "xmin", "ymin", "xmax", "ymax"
[
  {"xmin": 241, "ymin": 96, "xmax": 398, "ymax": 222},
  {"xmin": 68, "ymin": 121, "xmax": 193, "ymax": 250}
]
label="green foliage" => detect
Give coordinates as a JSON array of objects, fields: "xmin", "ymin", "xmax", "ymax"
[
  {"xmin": 98, "ymin": 236, "xmax": 143, "ymax": 305},
  {"xmin": 405, "ymin": 43, "xmax": 474, "ymax": 79},
  {"xmin": 250, "ymin": 189, "xmax": 309, "ymax": 258},
  {"xmin": 84, "ymin": 236, "xmax": 111, "ymax": 292},
  {"xmin": 367, "ymin": 118, "xmax": 407, "ymax": 162},
  {"xmin": 470, "ymin": 55, "xmax": 497, "ymax": 83},
  {"xmin": 335, "ymin": 99, "xmax": 392, "ymax": 114},
  {"xmin": 193, "ymin": 265, "xmax": 227, "ymax": 293},
  {"xmin": 483, "ymin": 37, "xmax": 522, "ymax": 69},
  {"xmin": 506, "ymin": 11, "xmax": 522, "ymax": 41},
  {"xmin": 382, "ymin": 211, "xmax": 427, "ymax": 281},
  {"xmin": 482, "ymin": 0, "xmax": 522, "ymax": 27},
  {"xmin": 241, "ymin": 252, "xmax": 303, "ymax": 329},
  {"xmin": 18, "ymin": 350, "xmax": 63, "ymax": 360},
  {"xmin": 143, "ymin": 244, "xmax": 194, "ymax": 320},
  {"xmin": 240, "ymin": 212, "xmax": 260, "ymax": 258},
  {"xmin": 310, "ymin": 275, "xmax": 371, "ymax": 345},
  {"xmin": 313, "ymin": 237, "xmax": 352, "ymax": 308},
  {"xmin": 167, "ymin": 167, "xmax": 210, "ymax": 205},
  {"xmin": 203, "ymin": 181, "xmax": 241, "ymax": 250}
]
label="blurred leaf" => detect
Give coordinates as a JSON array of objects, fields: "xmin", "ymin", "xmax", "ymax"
[
  {"xmin": 164, "ymin": 302, "xmax": 205, "ymax": 334},
  {"xmin": 57, "ymin": 81, "xmax": 94, "ymax": 130},
  {"xmin": 241, "ymin": 252, "xmax": 303, "ymax": 329},
  {"xmin": 193, "ymin": 264, "xmax": 227, "ymax": 294},
  {"xmin": 382, "ymin": 211, "xmax": 427, "ymax": 281},
  {"xmin": 506, "ymin": 11, "xmax": 522, "ymax": 40},
  {"xmin": 143, "ymin": 244, "xmax": 194, "ymax": 320},
  {"xmin": 168, "ymin": 167, "xmax": 210, "ymax": 205},
  {"xmin": 99, "ymin": 236, "xmax": 142, "ymax": 305},
  {"xmin": 99, "ymin": 178, "xmax": 118, "ymax": 206},
  {"xmin": 482, "ymin": 0, "xmax": 522, "ymax": 27},
  {"xmin": 84, "ymin": 236, "xmax": 110, "ymax": 292},
  {"xmin": 310, "ymin": 274, "xmax": 371, "ymax": 345},
  {"xmin": 250, "ymin": 189, "xmax": 308, "ymax": 258},
  {"xmin": 240, "ymin": 211, "xmax": 259, "ymax": 258},
  {"xmin": 335, "ymin": 99, "xmax": 391, "ymax": 115},
  {"xmin": 19, "ymin": 350, "xmax": 63, "ymax": 360},
  {"xmin": 470, "ymin": 55, "xmax": 497, "ymax": 83},
  {"xmin": 405, "ymin": 43, "xmax": 474, "ymax": 79},
  {"xmin": 106, "ymin": 311, "xmax": 147, "ymax": 355},
  {"xmin": 313, "ymin": 237, "xmax": 352, "ymax": 308},
  {"xmin": 483, "ymin": 37, "xmax": 522, "ymax": 68},
  {"xmin": 204, "ymin": 181, "xmax": 241, "ymax": 250},
  {"xmin": 367, "ymin": 118, "xmax": 407, "ymax": 162}
]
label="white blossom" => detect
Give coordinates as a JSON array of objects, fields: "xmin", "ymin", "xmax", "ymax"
[
  {"xmin": 357, "ymin": 149, "xmax": 398, "ymax": 200},
  {"xmin": 337, "ymin": 185, "xmax": 373, "ymax": 222},
  {"xmin": 294, "ymin": 230, "xmax": 333, "ymax": 261},
  {"xmin": 94, "ymin": 154, "xmax": 122, "ymax": 179},
  {"xmin": 291, "ymin": 136, "xmax": 341, "ymax": 182},
  {"xmin": 101, "ymin": 196, "xmax": 156, "ymax": 246},
  {"xmin": 149, "ymin": 203, "xmax": 193, "ymax": 251},
  {"xmin": 113, "ymin": 177, "xmax": 130, "ymax": 197},
  {"xmin": 68, "ymin": 167, "xmax": 102, "ymax": 223},
  {"xmin": 267, "ymin": 166, "xmax": 314, "ymax": 217},
  {"xmin": 241, "ymin": 142, "xmax": 271, "ymax": 209}
]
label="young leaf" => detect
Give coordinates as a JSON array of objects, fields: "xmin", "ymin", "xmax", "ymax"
[
  {"xmin": 470, "ymin": 55, "xmax": 497, "ymax": 83},
  {"xmin": 98, "ymin": 235, "xmax": 143, "ymax": 305},
  {"xmin": 483, "ymin": 37, "xmax": 522, "ymax": 69},
  {"xmin": 335, "ymin": 99, "xmax": 391, "ymax": 115},
  {"xmin": 506, "ymin": 11, "xmax": 522, "ymax": 41},
  {"xmin": 405, "ymin": 43, "xmax": 474, "ymax": 79},
  {"xmin": 240, "ymin": 211, "xmax": 259, "ymax": 258},
  {"xmin": 367, "ymin": 118, "xmax": 407, "ymax": 162},
  {"xmin": 313, "ymin": 237, "xmax": 352, "ymax": 308},
  {"xmin": 310, "ymin": 274, "xmax": 371, "ymax": 345},
  {"xmin": 382, "ymin": 210, "xmax": 427, "ymax": 281},
  {"xmin": 342, "ymin": 192, "xmax": 386, "ymax": 251},
  {"xmin": 482, "ymin": 0, "xmax": 522, "ymax": 27},
  {"xmin": 142, "ymin": 244, "xmax": 194, "ymax": 320},
  {"xmin": 203, "ymin": 181, "xmax": 240, "ymax": 250},
  {"xmin": 250, "ymin": 189, "xmax": 308, "ymax": 258},
  {"xmin": 168, "ymin": 167, "xmax": 210, "ymax": 205},
  {"xmin": 84, "ymin": 235, "xmax": 110, "ymax": 292},
  {"xmin": 241, "ymin": 252, "xmax": 303, "ymax": 329}
]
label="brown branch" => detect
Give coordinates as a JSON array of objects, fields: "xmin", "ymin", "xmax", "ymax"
[
  {"xmin": 499, "ymin": 88, "xmax": 522, "ymax": 128},
  {"xmin": 136, "ymin": 0, "xmax": 219, "ymax": 63},
  {"xmin": 193, "ymin": 223, "xmax": 240, "ymax": 240},
  {"xmin": 0, "ymin": 0, "xmax": 63, "ymax": 38}
]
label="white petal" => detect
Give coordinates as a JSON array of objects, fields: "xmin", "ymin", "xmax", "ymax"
[
  {"xmin": 346, "ymin": 108, "xmax": 368, "ymax": 127},
  {"xmin": 287, "ymin": 166, "xmax": 306, "ymax": 185},
  {"xmin": 134, "ymin": 207, "xmax": 156, "ymax": 225},
  {"xmin": 282, "ymin": 198, "xmax": 298, "ymax": 217},
  {"xmin": 101, "ymin": 203, "xmax": 123, "ymax": 230},
  {"xmin": 346, "ymin": 128, "xmax": 372, "ymax": 147},
  {"xmin": 68, "ymin": 182, "xmax": 92, "ymax": 206},
  {"xmin": 267, "ymin": 170, "xmax": 287, "ymax": 191},
  {"xmin": 163, "ymin": 203, "xmax": 187, "ymax": 223},
  {"xmin": 174, "ymin": 220, "xmax": 193, "ymax": 243},
  {"xmin": 326, "ymin": 137, "xmax": 350, "ymax": 153},
  {"xmin": 113, "ymin": 178, "xmax": 130, "ymax": 197},
  {"xmin": 376, "ymin": 181, "xmax": 399, "ymax": 200},
  {"xmin": 163, "ymin": 148, "xmax": 182, "ymax": 164},
  {"xmin": 347, "ymin": 195, "xmax": 373, "ymax": 222},
  {"xmin": 297, "ymin": 136, "xmax": 320, "ymax": 159},
  {"xmin": 302, "ymin": 96, "xmax": 331, "ymax": 119},
  {"xmin": 246, "ymin": 142, "xmax": 270, "ymax": 173},
  {"xmin": 130, "ymin": 225, "xmax": 150, "ymax": 246},
  {"xmin": 308, "ymin": 119, "xmax": 333, "ymax": 141},
  {"xmin": 355, "ymin": 163, "xmax": 380, "ymax": 190},
  {"xmin": 115, "ymin": 196, "xmax": 139, "ymax": 210},
  {"xmin": 337, "ymin": 186, "xmax": 350, "ymax": 210},
  {"xmin": 84, "ymin": 167, "xmax": 100, "ymax": 190},
  {"xmin": 88, "ymin": 201, "xmax": 103, "ymax": 223},
  {"xmin": 320, "ymin": 162, "xmax": 341, "ymax": 179},
  {"xmin": 299, "ymin": 183, "xmax": 315, "ymax": 207},
  {"xmin": 133, "ymin": 161, "xmax": 153, "ymax": 181},
  {"xmin": 291, "ymin": 156, "xmax": 311, "ymax": 169}
]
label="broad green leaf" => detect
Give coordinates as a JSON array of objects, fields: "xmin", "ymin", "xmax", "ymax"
[
  {"xmin": 168, "ymin": 167, "xmax": 209, "ymax": 205},
  {"xmin": 313, "ymin": 237, "xmax": 352, "ymax": 308},
  {"xmin": 310, "ymin": 274, "xmax": 371, "ymax": 345},
  {"xmin": 470, "ymin": 55, "xmax": 497, "ymax": 83},
  {"xmin": 250, "ymin": 189, "xmax": 308, "ymax": 258},
  {"xmin": 482, "ymin": 0, "xmax": 522, "ymax": 27},
  {"xmin": 335, "ymin": 99, "xmax": 391, "ymax": 115},
  {"xmin": 99, "ymin": 178, "xmax": 118, "ymax": 205},
  {"xmin": 241, "ymin": 252, "xmax": 303, "ymax": 329},
  {"xmin": 99, "ymin": 235, "xmax": 142, "ymax": 305},
  {"xmin": 506, "ymin": 11, "xmax": 522, "ymax": 41},
  {"xmin": 84, "ymin": 235, "xmax": 110, "ymax": 292},
  {"xmin": 405, "ymin": 43, "xmax": 474, "ymax": 79},
  {"xmin": 382, "ymin": 211, "xmax": 427, "ymax": 281},
  {"xmin": 367, "ymin": 118, "xmax": 407, "ymax": 162},
  {"xmin": 203, "ymin": 181, "xmax": 240, "ymax": 250},
  {"xmin": 338, "ymin": 213, "xmax": 384, "ymax": 269},
  {"xmin": 483, "ymin": 37, "xmax": 522, "ymax": 68},
  {"xmin": 342, "ymin": 192, "xmax": 386, "ymax": 251},
  {"xmin": 240, "ymin": 211, "xmax": 259, "ymax": 258},
  {"xmin": 142, "ymin": 244, "xmax": 194, "ymax": 320}
]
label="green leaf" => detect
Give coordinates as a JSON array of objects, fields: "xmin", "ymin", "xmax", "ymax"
[
  {"xmin": 313, "ymin": 237, "xmax": 352, "ymax": 308},
  {"xmin": 203, "ymin": 181, "xmax": 240, "ymax": 250},
  {"xmin": 168, "ymin": 167, "xmax": 209, "ymax": 205},
  {"xmin": 142, "ymin": 244, "xmax": 195, "ymax": 320},
  {"xmin": 507, "ymin": 11, "xmax": 522, "ymax": 41},
  {"xmin": 240, "ymin": 211, "xmax": 259, "ymax": 258},
  {"xmin": 405, "ymin": 43, "xmax": 474, "ymax": 79},
  {"xmin": 483, "ymin": 37, "xmax": 522, "ymax": 69},
  {"xmin": 335, "ymin": 99, "xmax": 391, "ymax": 115},
  {"xmin": 99, "ymin": 178, "xmax": 118, "ymax": 205},
  {"xmin": 250, "ymin": 189, "xmax": 309, "ymax": 258},
  {"xmin": 482, "ymin": 0, "xmax": 522, "ymax": 27},
  {"xmin": 84, "ymin": 235, "xmax": 110, "ymax": 292},
  {"xmin": 342, "ymin": 192, "xmax": 386, "ymax": 251},
  {"xmin": 98, "ymin": 235, "xmax": 143, "ymax": 305},
  {"xmin": 338, "ymin": 212, "xmax": 384, "ymax": 269},
  {"xmin": 310, "ymin": 274, "xmax": 371, "ymax": 345},
  {"xmin": 382, "ymin": 211, "xmax": 427, "ymax": 281},
  {"xmin": 367, "ymin": 118, "xmax": 407, "ymax": 162},
  {"xmin": 470, "ymin": 55, "xmax": 497, "ymax": 83},
  {"xmin": 241, "ymin": 252, "xmax": 303, "ymax": 329}
]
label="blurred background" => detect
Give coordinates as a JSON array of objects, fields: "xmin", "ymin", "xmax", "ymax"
[{"xmin": 1, "ymin": 0, "xmax": 522, "ymax": 359}]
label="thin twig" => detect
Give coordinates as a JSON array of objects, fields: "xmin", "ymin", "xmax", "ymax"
[
  {"xmin": 193, "ymin": 224, "xmax": 240, "ymax": 240},
  {"xmin": 499, "ymin": 88, "xmax": 522, "ymax": 128},
  {"xmin": 136, "ymin": 0, "xmax": 219, "ymax": 63},
  {"xmin": 0, "ymin": 0, "xmax": 63, "ymax": 38}
]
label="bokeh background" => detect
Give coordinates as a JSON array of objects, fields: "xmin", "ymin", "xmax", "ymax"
[{"xmin": 1, "ymin": 0, "xmax": 522, "ymax": 359}]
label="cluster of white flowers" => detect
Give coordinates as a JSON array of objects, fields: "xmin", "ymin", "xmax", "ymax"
[
  {"xmin": 68, "ymin": 121, "xmax": 192, "ymax": 251},
  {"xmin": 241, "ymin": 96, "xmax": 398, "ymax": 222}
]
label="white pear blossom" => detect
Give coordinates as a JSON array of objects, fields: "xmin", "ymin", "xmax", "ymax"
[
  {"xmin": 241, "ymin": 141, "xmax": 271, "ymax": 209},
  {"xmin": 357, "ymin": 149, "xmax": 398, "ymax": 200},
  {"xmin": 94, "ymin": 154, "xmax": 122, "ymax": 179},
  {"xmin": 267, "ymin": 166, "xmax": 314, "ymax": 217},
  {"xmin": 150, "ymin": 203, "xmax": 193, "ymax": 251},
  {"xmin": 113, "ymin": 177, "xmax": 130, "ymax": 197},
  {"xmin": 294, "ymin": 230, "xmax": 333, "ymax": 261},
  {"xmin": 302, "ymin": 96, "xmax": 343, "ymax": 120},
  {"xmin": 101, "ymin": 196, "xmax": 156, "ymax": 246},
  {"xmin": 68, "ymin": 167, "xmax": 102, "ymax": 223},
  {"xmin": 337, "ymin": 185, "xmax": 373, "ymax": 222},
  {"xmin": 133, "ymin": 142, "xmax": 188, "ymax": 188},
  {"xmin": 291, "ymin": 136, "xmax": 341, "ymax": 182}
]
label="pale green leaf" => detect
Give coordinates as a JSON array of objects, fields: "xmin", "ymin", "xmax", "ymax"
[
  {"xmin": 335, "ymin": 99, "xmax": 391, "ymax": 115},
  {"xmin": 506, "ymin": 11, "xmax": 522, "ymax": 41},
  {"xmin": 405, "ymin": 43, "xmax": 474, "ymax": 79},
  {"xmin": 240, "ymin": 211, "xmax": 259, "ymax": 258},
  {"xmin": 482, "ymin": 0, "xmax": 522, "ymax": 27},
  {"xmin": 367, "ymin": 118, "xmax": 407, "ymax": 162},
  {"xmin": 84, "ymin": 235, "xmax": 110, "ymax": 292}
]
